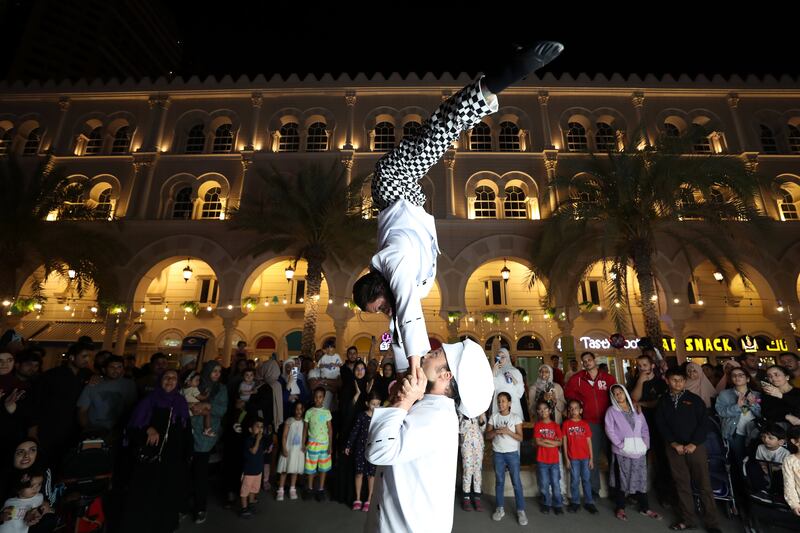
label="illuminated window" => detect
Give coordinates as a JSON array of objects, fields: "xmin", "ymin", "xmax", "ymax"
[
  {"xmin": 200, "ymin": 187, "xmax": 223, "ymax": 219},
  {"xmin": 84, "ymin": 127, "xmax": 103, "ymax": 155},
  {"xmin": 566, "ymin": 122, "xmax": 588, "ymax": 152},
  {"xmin": 185, "ymin": 124, "xmax": 205, "ymax": 153},
  {"xmin": 374, "ymin": 122, "xmax": 395, "ymax": 151},
  {"xmin": 483, "ymin": 278, "xmax": 507, "ymax": 306},
  {"xmin": 94, "ymin": 187, "xmax": 113, "ymax": 219},
  {"xmin": 788, "ymin": 124, "xmax": 800, "ymax": 154},
  {"xmin": 306, "ymin": 122, "xmax": 328, "ymax": 152},
  {"xmin": 687, "ymin": 280, "xmax": 698, "ymax": 304},
  {"xmin": 692, "ymin": 125, "xmax": 712, "ymax": 154},
  {"xmin": 111, "ymin": 126, "xmax": 131, "ymax": 154},
  {"xmin": 278, "ymin": 123, "xmax": 300, "ymax": 152},
  {"xmin": 172, "ymin": 187, "xmax": 193, "ymax": 219},
  {"xmin": 291, "ymin": 278, "xmax": 306, "ymax": 304},
  {"xmin": 403, "ymin": 121, "xmax": 422, "ymax": 139},
  {"xmin": 780, "ymin": 190, "xmax": 799, "ymax": 221},
  {"xmin": 579, "ymin": 280, "xmax": 601, "ymax": 305},
  {"xmin": 212, "ymin": 124, "xmax": 233, "ymax": 153},
  {"xmin": 198, "ymin": 277, "xmax": 219, "ymax": 304},
  {"xmin": 760, "ymin": 125, "xmax": 778, "ymax": 154},
  {"xmin": 498, "ymin": 121, "xmax": 520, "ymax": 152},
  {"xmin": 503, "ymin": 186, "xmax": 527, "ymax": 219},
  {"xmin": 470, "ymin": 122, "xmax": 492, "ymax": 151},
  {"xmin": 663, "ymin": 122, "xmax": 681, "ymax": 138},
  {"xmin": 0, "ymin": 128, "xmax": 13, "ymax": 155},
  {"xmin": 61, "ymin": 184, "xmax": 84, "ymax": 218},
  {"xmin": 473, "ymin": 186, "xmax": 496, "ymax": 218},
  {"xmin": 595, "ymin": 122, "xmax": 616, "ymax": 151},
  {"xmin": 22, "ymin": 128, "xmax": 41, "ymax": 156}
]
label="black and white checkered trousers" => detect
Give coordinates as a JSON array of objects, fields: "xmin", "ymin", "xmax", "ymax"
[{"xmin": 371, "ymin": 77, "xmax": 496, "ymax": 211}]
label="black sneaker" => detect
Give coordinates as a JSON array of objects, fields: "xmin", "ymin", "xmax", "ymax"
[
  {"xmin": 584, "ymin": 503, "xmax": 599, "ymax": 514},
  {"xmin": 554, "ymin": 507, "xmax": 564, "ymax": 515},
  {"xmin": 315, "ymin": 489, "xmax": 326, "ymax": 502},
  {"xmin": 539, "ymin": 504, "xmax": 551, "ymax": 514},
  {"xmin": 238, "ymin": 508, "xmax": 252, "ymax": 519},
  {"xmin": 483, "ymin": 41, "xmax": 565, "ymax": 94},
  {"xmin": 567, "ymin": 503, "xmax": 580, "ymax": 513}
]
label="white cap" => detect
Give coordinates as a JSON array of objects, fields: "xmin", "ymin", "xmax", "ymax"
[{"xmin": 442, "ymin": 339, "xmax": 493, "ymax": 418}]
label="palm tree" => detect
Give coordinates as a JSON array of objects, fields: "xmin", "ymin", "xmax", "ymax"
[
  {"xmin": 0, "ymin": 156, "xmax": 124, "ymax": 329},
  {"xmin": 230, "ymin": 161, "xmax": 376, "ymax": 357},
  {"xmin": 529, "ymin": 128, "xmax": 765, "ymax": 346}
]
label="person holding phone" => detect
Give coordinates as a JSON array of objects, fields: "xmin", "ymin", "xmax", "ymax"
[{"xmin": 492, "ymin": 348, "xmax": 525, "ymax": 419}]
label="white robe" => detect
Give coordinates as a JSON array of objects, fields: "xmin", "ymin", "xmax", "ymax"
[
  {"xmin": 492, "ymin": 366, "xmax": 525, "ymax": 419},
  {"xmin": 364, "ymin": 394, "xmax": 458, "ymax": 533}
]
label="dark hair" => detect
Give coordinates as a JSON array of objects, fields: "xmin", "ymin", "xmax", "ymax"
[
  {"xmin": 353, "ymin": 270, "xmax": 394, "ymax": 313},
  {"xmin": 638, "ymin": 337, "xmax": 654, "ymax": 350},
  {"xmin": 77, "ymin": 335, "xmax": 94, "ymax": 346},
  {"xmin": 248, "ymin": 416, "xmax": 265, "ymax": 428},
  {"xmin": 103, "ymin": 355, "xmax": 124, "ymax": 368},
  {"xmin": 347, "ymin": 346, "xmax": 358, "ymax": 354},
  {"xmin": 322, "ymin": 339, "xmax": 336, "ymax": 349},
  {"xmin": 313, "ymin": 386, "xmax": 326, "ymax": 397},
  {"xmin": 496, "ymin": 391, "xmax": 512, "ymax": 403},
  {"xmin": 766, "ymin": 365, "xmax": 792, "ymax": 378},
  {"xmin": 636, "ymin": 354, "xmax": 654, "ymax": 364},
  {"xmin": 535, "ymin": 399, "xmax": 552, "ymax": 410},
  {"xmin": 366, "ymin": 390, "xmax": 382, "ymax": 404},
  {"xmin": 763, "ymin": 423, "xmax": 787, "ymax": 441},
  {"xmin": 780, "ymin": 352, "xmax": 800, "ymax": 362},
  {"xmin": 292, "ymin": 400, "xmax": 305, "ymax": 414},
  {"xmin": 580, "ymin": 351, "xmax": 595, "ymax": 360},
  {"xmin": 14, "ymin": 349, "xmax": 42, "ymax": 365},
  {"xmin": 150, "ymin": 352, "xmax": 167, "ymax": 364},
  {"xmin": 14, "ymin": 467, "xmax": 44, "ymax": 492},
  {"xmin": 665, "ymin": 367, "xmax": 687, "ymax": 379},
  {"xmin": 567, "ymin": 398, "xmax": 583, "ymax": 409},
  {"xmin": 237, "ymin": 341, "xmax": 247, "ymax": 347},
  {"xmin": 788, "ymin": 426, "xmax": 800, "ymax": 453},
  {"xmin": 550, "ymin": 355, "xmax": 559, "ymax": 361},
  {"xmin": 66, "ymin": 343, "xmax": 90, "ymax": 358}
]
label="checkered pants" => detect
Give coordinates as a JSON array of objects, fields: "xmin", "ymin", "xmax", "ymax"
[{"xmin": 371, "ymin": 76, "xmax": 496, "ymax": 211}]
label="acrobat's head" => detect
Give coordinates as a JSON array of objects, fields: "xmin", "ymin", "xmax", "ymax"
[{"xmin": 353, "ymin": 269, "xmax": 395, "ymax": 317}]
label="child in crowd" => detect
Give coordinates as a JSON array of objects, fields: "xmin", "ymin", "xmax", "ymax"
[
  {"xmin": 345, "ymin": 391, "xmax": 382, "ymax": 512},
  {"xmin": 605, "ymin": 384, "xmax": 661, "ymax": 521},
  {"xmin": 304, "ymin": 387, "xmax": 333, "ymax": 501},
  {"xmin": 487, "ymin": 392, "xmax": 526, "ymax": 525},
  {"xmin": 238, "ymin": 369, "xmax": 258, "ymax": 403},
  {"xmin": 458, "ymin": 410, "xmax": 487, "ymax": 512},
  {"xmin": 239, "ymin": 417, "xmax": 268, "ymax": 519},
  {"xmin": 276, "ymin": 401, "xmax": 306, "ymax": 501},
  {"xmin": 756, "ymin": 423, "xmax": 790, "ymax": 463},
  {"xmin": 182, "ymin": 371, "xmax": 215, "ymax": 437},
  {"xmin": 782, "ymin": 426, "xmax": 800, "ymax": 516},
  {"xmin": 0, "ymin": 470, "xmax": 49, "ymax": 533},
  {"xmin": 562, "ymin": 399, "xmax": 597, "ymax": 514},
  {"xmin": 534, "ymin": 400, "xmax": 563, "ymax": 515}
]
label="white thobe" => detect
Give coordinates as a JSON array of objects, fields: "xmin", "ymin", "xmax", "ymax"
[{"xmin": 364, "ymin": 394, "xmax": 458, "ymax": 533}]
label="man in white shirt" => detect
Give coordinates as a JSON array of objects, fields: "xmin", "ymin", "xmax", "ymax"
[
  {"xmin": 364, "ymin": 339, "xmax": 493, "ymax": 533},
  {"xmin": 352, "ymin": 42, "xmax": 565, "ymax": 377}
]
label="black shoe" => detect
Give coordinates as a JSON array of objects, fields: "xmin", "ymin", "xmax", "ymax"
[
  {"xmin": 238, "ymin": 508, "xmax": 253, "ymax": 519},
  {"xmin": 315, "ymin": 489, "xmax": 325, "ymax": 502},
  {"xmin": 539, "ymin": 504, "xmax": 551, "ymax": 514},
  {"xmin": 483, "ymin": 41, "xmax": 565, "ymax": 94},
  {"xmin": 567, "ymin": 503, "xmax": 580, "ymax": 513},
  {"xmin": 554, "ymin": 507, "xmax": 564, "ymax": 515},
  {"xmin": 584, "ymin": 503, "xmax": 599, "ymax": 514}
]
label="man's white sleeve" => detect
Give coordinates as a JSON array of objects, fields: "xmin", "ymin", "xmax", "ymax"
[{"xmin": 366, "ymin": 406, "xmax": 432, "ymax": 465}]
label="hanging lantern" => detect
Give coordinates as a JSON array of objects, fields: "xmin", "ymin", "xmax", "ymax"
[
  {"xmin": 67, "ymin": 268, "xmax": 76, "ymax": 279},
  {"xmin": 285, "ymin": 261, "xmax": 295, "ymax": 281},
  {"xmin": 500, "ymin": 259, "xmax": 511, "ymax": 281},
  {"xmin": 182, "ymin": 259, "xmax": 193, "ymax": 282}
]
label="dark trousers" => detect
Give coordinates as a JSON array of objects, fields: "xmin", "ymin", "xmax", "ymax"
[
  {"xmin": 665, "ymin": 443, "xmax": 720, "ymax": 529},
  {"xmin": 191, "ymin": 451, "xmax": 211, "ymax": 513},
  {"xmin": 587, "ymin": 422, "xmax": 607, "ymax": 494}
]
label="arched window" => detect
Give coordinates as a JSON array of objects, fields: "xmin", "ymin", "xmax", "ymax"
[
  {"xmin": 403, "ymin": 121, "xmax": 422, "ymax": 139},
  {"xmin": 374, "ymin": 122, "xmax": 395, "ymax": 151},
  {"xmin": 278, "ymin": 122, "xmax": 300, "ymax": 152},
  {"xmin": 760, "ymin": 125, "xmax": 778, "ymax": 154},
  {"xmin": 22, "ymin": 128, "xmax": 41, "ymax": 156},
  {"xmin": 200, "ymin": 187, "xmax": 223, "ymax": 219},
  {"xmin": 172, "ymin": 187, "xmax": 193, "ymax": 219},
  {"xmin": 0, "ymin": 128, "xmax": 13, "ymax": 155},
  {"xmin": 62, "ymin": 184, "xmax": 84, "ymax": 218},
  {"xmin": 498, "ymin": 121, "xmax": 520, "ymax": 152},
  {"xmin": 566, "ymin": 122, "xmax": 588, "ymax": 152},
  {"xmin": 780, "ymin": 189, "xmax": 799, "ymax": 221},
  {"xmin": 470, "ymin": 122, "xmax": 492, "ymax": 151},
  {"xmin": 84, "ymin": 127, "xmax": 103, "ymax": 155},
  {"xmin": 110, "ymin": 126, "xmax": 131, "ymax": 154},
  {"xmin": 595, "ymin": 122, "xmax": 616, "ymax": 152},
  {"xmin": 94, "ymin": 187, "xmax": 113, "ymax": 219},
  {"xmin": 185, "ymin": 124, "xmax": 205, "ymax": 154},
  {"xmin": 503, "ymin": 186, "xmax": 527, "ymax": 219},
  {"xmin": 788, "ymin": 124, "xmax": 800, "ymax": 154},
  {"xmin": 517, "ymin": 335, "xmax": 542, "ymax": 351},
  {"xmin": 212, "ymin": 124, "xmax": 233, "ymax": 153},
  {"xmin": 473, "ymin": 186, "xmax": 496, "ymax": 219},
  {"xmin": 664, "ymin": 122, "xmax": 681, "ymax": 138},
  {"xmin": 691, "ymin": 125, "xmax": 712, "ymax": 154},
  {"xmin": 306, "ymin": 122, "xmax": 328, "ymax": 152}
]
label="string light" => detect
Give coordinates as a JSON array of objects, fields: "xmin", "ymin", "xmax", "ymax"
[{"xmin": 206, "ymin": 306, "xmax": 212, "ymax": 312}]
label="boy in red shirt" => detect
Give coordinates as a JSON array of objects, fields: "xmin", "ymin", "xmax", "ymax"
[
  {"xmin": 562, "ymin": 399, "xmax": 598, "ymax": 514},
  {"xmin": 534, "ymin": 400, "xmax": 563, "ymax": 514}
]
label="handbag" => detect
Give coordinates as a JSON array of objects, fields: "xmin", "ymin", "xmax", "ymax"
[
  {"xmin": 137, "ymin": 407, "xmax": 172, "ymax": 464},
  {"xmin": 622, "ymin": 436, "xmax": 647, "ymax": 457}
]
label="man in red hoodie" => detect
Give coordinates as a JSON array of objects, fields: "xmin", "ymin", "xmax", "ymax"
[{"xmin": 564, "ymin": 351, "xmax": 617, "ymax": 496}]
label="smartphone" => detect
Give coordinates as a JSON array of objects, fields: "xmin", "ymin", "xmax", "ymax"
[
  {"xmin": 291, "ymin": 367, "xmax": 299, "ymax": 378},
  {"xmin": 495, "ymin": 355, "xmax": 501, "ymax": 363},
  {"xmin": 760, "ymin": 380, "xmax": 770, "ymax": 388}
]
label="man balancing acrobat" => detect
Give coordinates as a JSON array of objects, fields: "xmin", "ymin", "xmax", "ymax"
[{"xmin": 352, "ymin": 41, "xmax": 565, "ymax": 377}]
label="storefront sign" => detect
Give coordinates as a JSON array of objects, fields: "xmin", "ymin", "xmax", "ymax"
[{"xmin": 661, "ymin": 336, "xmax": 788, "ymax": 353}]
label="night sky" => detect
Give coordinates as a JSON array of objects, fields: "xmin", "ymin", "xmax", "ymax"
[{"xmin": 1, "ymin": 2, "xmax": 797, "ymax": 81}]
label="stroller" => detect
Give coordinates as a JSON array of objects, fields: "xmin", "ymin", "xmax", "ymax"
[
  {"xmin": 742, "ymin": 457, "xmax": 800, "ymax": 532},
  {"xmin": 57, "ymin": 434, "xmax": 114, "ymax": 533},
  {"xmin": 692, "ymin": 417, "xmax": 738, "ymax": 518}
]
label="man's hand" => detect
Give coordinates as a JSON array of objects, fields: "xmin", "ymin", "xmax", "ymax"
[
  {"xmin": 684, "ymin": 443, "xmax": 697, "ymax": 454},
  {"xmin": 408, "ymin": 355, "xmax": 421, "ymax": 375},
  {"xmin": 589, "ymin": 459, "xmax": 594, "ymax": 470},
  {"xmin": 394, "ymin": 367, "xmax": 426, "ymax": 411},
  {"xmin": 671, "ymin": 442, "xmax": 685, "ymax": 455}
]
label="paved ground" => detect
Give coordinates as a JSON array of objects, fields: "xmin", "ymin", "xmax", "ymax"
[{"xmin": 185, "ymin": 491, "xmax": 750, "ymax": 533}]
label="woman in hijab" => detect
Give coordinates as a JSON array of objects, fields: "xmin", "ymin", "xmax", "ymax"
[
  {"xmin": 373, "ymin": 361, "xmax": 395, "ymax": 404},
  {"xmin": 604, "ymin": 384, "xmax": 661, "ymax": 522},
  {"xmin": 279, "ymin": 358, "xmax": 309, "ymax": 415},
  {"xmin": 247, "ymin": 360, "xmax": 284, "ymax": 491},
  {"xmin": 333, "ymin": 360, "xmax": 371, "ymax": 504},
  {"xmin": 685, "ymin": 362, "xmax": 717, "ymax": 409},
  {"xmin": 189, "ymin": 360, "xmax": 227, "ymax": 523},
  {"xmin": 530, "ymin": 364, "xmax": 566, "ymax": 423},
  {"xmin": 492, "ymin": 348, "xmax": 525, "ymax": 419},
  {"xmin": 121, "ymin": 369, "xmax": 192, "ymax": 533},
  {"xmin": 0, "ymin": 438, "xmax": 57, "ymax": 533}
]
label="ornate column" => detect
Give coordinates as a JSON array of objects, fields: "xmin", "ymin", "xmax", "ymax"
[
  {"xmin": 143, "ymin": 95, "xmax": 171, "ymax": 152},
  {"xmin": 444, "ymin": 149, "xmax": 457, "ymax": 218},
  {"xmin": 132, "ymin": 156, "xmax": 155, "ymax": 219},
  {"xmin": 246, "ymin": 92, "xmax": 263, "ymax": 151},
  {"xmin": 334, "ymin": 318, "xmax": 348, "ymax": 358},
  {"xmin": 344, "ymin": 91, "xmax": 356, "ymax": 150},
  {"xmin": 231, "ymin": 154, "xmax": 253, "ymax": 213},
  {"xmin": 631, "ymin": 92, "xmax": 648, "ymax": 148},
  {"xmin": 340, "ymin": 154, "xmax": 354, "ymax": 186},
  {"xmin": 727, "ymin": 93, "xmax": 747, "ymax": 153},
  {"xmin": 113, "ymin": 316, "xmax": 129, "ymax": 355},
  {"xmin": 672, "ymin": 319, "xmax": 688, "ymax": 364},
  {"xmin": 538, "ymin": 91, "xmax": 553, "ymax": 149},
  {"xmin": 543, "ymin": 149, "xmax": 559, "ymax": 216},
  {"xmin": 101, "ymin": 314, "xmax": 116, "ymax": 351},
  {"xmin": 52, "ymin": 97, "xmax": 71, "ymax": 155}
]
